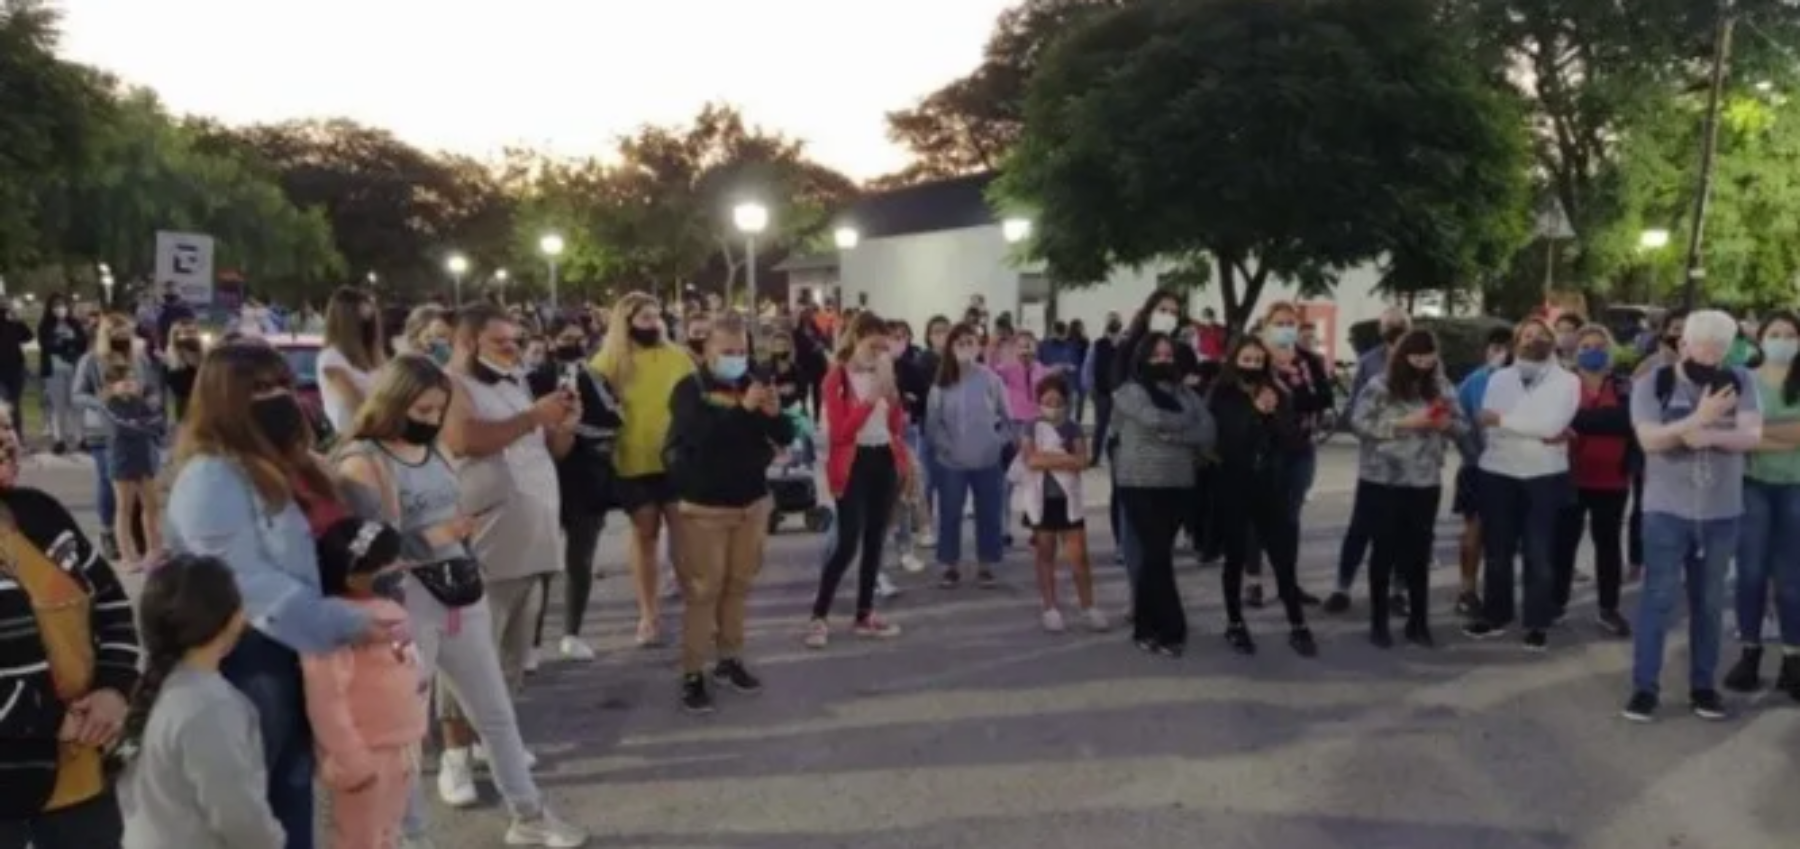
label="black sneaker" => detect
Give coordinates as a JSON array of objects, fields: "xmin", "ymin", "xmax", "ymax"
[
  {"xmin": 1723, "ymin": 646, "xmax": 1764, "ymax": 693},
  {"xmin": 1298, "ymin": 590, "xmax": 1322, "ymax": 607},
  {"xmin": 680, "ymin": 674, "xmax": 715, "ymax": 715},
  {"xmin": 51, "ymin": 440, "xmax": 66, "ymax": 456},
  {"xmin": 1224, "ymin": 623, "xmax": 1256, "ymax": 655},
  {"xmin": 1690, "ymin": 689, "xmax": 1730, "ymax": 721},
  {"xmin": 1596, "ymin": 609, "xmax": 1632, "ymax": 638},
  {"xmin": 1288, "ymin": 627, "xmax": 1318, "ymax": 658},
  {"xmin": 1462, "ymin": 620, "xmax": 1507, "ymax": 640},
  {"xmin": 1454, "ymin": 591, "xmax": 1482, "ymax": 617},
  {"xmin": 938, "ymin": 569, "xmax": 961, "ymax": 589},
  {"xmin": 1621, "ymin": 690, "xmax": 1658, "ymax": 723},
  {"xmin": 1776, "ymin": 654, "xmax": 1800, "ymax": 701},
  {"xmin": 1404, "ymin": 621, "xmax": 1436, "ymax": 649},
  {"xmin": 712, "ymin": 659, "xmax": 763, "ymax": 694},
  {"xmin": 1245, "ymin": 584, "xmax": 1266, "ymax": 609},
  {"xmin": 1322, "ymin": 592, "xmax": 1351, "ymax": 614},
  {"xmin": 1523, "ymin": 630, "xmax": 1549, "ymax": 652}
]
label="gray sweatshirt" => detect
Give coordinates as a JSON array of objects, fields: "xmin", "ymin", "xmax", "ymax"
[
  {"xmin": 71, "ymin": 350, "xmax": 164, "ymax": 445},
  {"xmin": 1112, "ymin": 382, "xmax": 1215, "ymax": 489},
  {"xmin": 1350, "ymin": 375, "xmax": 1468, "ymax": 488},
  {"xmin": 120, "ymin": 665, "xmax": 286, "ymax": 849},
  {"xmin": 925, "ymin": 366, "xmax": 1012, "ymax": 471}
]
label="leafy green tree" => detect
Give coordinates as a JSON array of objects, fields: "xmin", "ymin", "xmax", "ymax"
[
  {"xmin": 998, "ymin": 0, "xmax": 1532, "ymax": 329},
  {"xmin": 0, "ymin": 0, "xmax": 108, "ymax": 269}
]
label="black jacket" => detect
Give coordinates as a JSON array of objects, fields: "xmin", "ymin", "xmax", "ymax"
[
  {"xmin": 895, "ymin": 346, "xmax": 932, "ymax": 424},
  {"xmin": 0, "ymin": 487, "xmax": 140, "ymax": 818},
  {"xmin": 0, "ymin": 314, "xmax": 33, "ymax": 384},
  {"xmin": 1209, "ymin": 379, "xmax": 1296, "ymax": 489},
  {"xmin": 528, "ymin": 361, "xmax": 624, "ymax": 520},
  {"xmin": 666, "ymin": 372, "xmax": 796, "ymax": 508},
  {"xmin": 36, "ymin": 316, "xmax": 86, "ymax": 378},
  {"xmin": 1568, "ymin": 373, "xmax": 1645, "ymax": 477}
]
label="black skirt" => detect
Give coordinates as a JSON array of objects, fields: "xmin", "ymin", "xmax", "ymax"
[{"xmin": 1026, "ymin": 494, "xmax": 1084, "ymax": 532}]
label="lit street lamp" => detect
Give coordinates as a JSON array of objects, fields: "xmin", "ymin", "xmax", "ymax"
[
  {"xmin": 1640, "ymin": 229, "xmax": 1672, "ymax": 251},
  {"xmin": 97, "ymin": 263, "xmax": 115, "ymax": 306},
  {"xmin": 366, "ymin": 271, "xmax": 378, "ymax": 287},
  {"xmin": 540, "ymin": 234, "xmax": 564, "ymax": 308},
  {"xmin": 732, "ymin": 202, "xmax": 769, "ymax": 309},
  {"xmin": 446, "ymin": 254, "xmax": 469, "ymax": 305},
  {"xmin": 1002, "ymin": 218, "xmax": 1033, "ymax": 244},
  {"xmin": 834, "ymin": 226, "xmax": 860, "ymax": 250}
]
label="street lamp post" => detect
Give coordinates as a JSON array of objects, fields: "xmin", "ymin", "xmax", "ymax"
[
  {"xmin": 732, "ymin": 202, "xmax": 768, "ymax": 309},
  {"xmin": 97, "ymin": 263, "xmax": 114, "ymax": 307},
  {"xmin": 494, "ymin": 268, "xmax": 509, "ymax": 304},
  {"xmin": 446, "ymin": 254, "xmax": 469, "ymax": 306},
  {"xmin": 540, "ymin": 234, "xmax": 564, "ymax": 309},
  {"xmin": 1684, "ymin": 0, "xmax": 1738, "ymax": 310},
  {"xmin": 834, "ymin": 227, "xmax": 859, "ymax": 250},
  {"xmin": 1002, "ymin": 218, "xmax": 1033, "ymax": 244}
]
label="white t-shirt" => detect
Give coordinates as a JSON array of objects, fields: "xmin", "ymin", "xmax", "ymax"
[
  {"xmin": 316, "ymin": 346, "xmax": 374, "ymax": 434},
  {"xmin": 846, "ymin": 371, "xmax": 892, "ymax": 446}
]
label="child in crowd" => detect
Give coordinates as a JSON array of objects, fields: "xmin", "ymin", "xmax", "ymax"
[
  {"xmin": 117, "ymin": 554, "xmax": 287, "ymax": 849},
  {"xmin": 1013, "ymin": 377, "xmax": 1107, "ymax": 633},
  {"xmin": 302, "ymin": 518, "xmax": 426, "ymax": 849},
  {"xmin": 101, "ymin": 359, "xmax": 164, "ymax": 569}
]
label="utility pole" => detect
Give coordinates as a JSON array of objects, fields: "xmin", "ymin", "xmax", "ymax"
[{"xmin": 1684, "ymin": 0, "xmax": 1737, "ymax": 311}]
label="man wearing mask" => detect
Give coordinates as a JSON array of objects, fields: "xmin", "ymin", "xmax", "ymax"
[
  {"xmin": 684, "ymin": 314, "xmax": 711, "ymax": 365},
  {"xmin": 1553, "ymin": 312, "xmax": 1585, "ymax": 366},
  {"xmin": 1085, "ymin": 312, "xmax": 1125, "ymax": 465},
  {"xmin": 1325, "ymin": 307, "xmax": 1412, "ymax": 613}
]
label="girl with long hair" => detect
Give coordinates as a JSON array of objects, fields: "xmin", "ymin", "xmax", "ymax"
[
  {"xmin": 71, "ymin": 312, "xmax": 162, "ymax": 560},
  {"xmin": 593, "ymin": 292, "xmax": 695, "ymax": 647},
  {"xmin": 318, "ymin": 286, "xmax": 388, "ymax": 435},
  {"xmin": 116, "ymin": 554, "xmax": 285, "ymax": 849},
  {"xmin": 1245, "ymin": 301, "xmax": 1332, "ymax": 608},
  {"xmin": 1725, "ymin": 311, "xmax": 1800, "ymax": 698},
  {"xmin": 159, "ymin": 318, "xmax": 205, "ymax": 422},
  {"xmin": 1554, "ymin": 325, "xmax": 1635, "ymax": 638},
  {"xmin": 925, "ymin": 322, "xmax": 1011, "ymax": 589},
  {"xmin": 37, "ymin": 293, "xmax": 87, "ymax": 453}
]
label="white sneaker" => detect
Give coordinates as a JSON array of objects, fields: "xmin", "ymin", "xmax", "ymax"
[
  {"xmin": 917, "ymin": 531, "xmax": 937, "ymax": 548},
  {"xmin": 472, "ymin": 742, "xmax": 538, "ymax": 770},
  {"xmin": 524, "ymin": 647, "xmax": 541, "ymax": 673},
  {"xmin": 876, "ymin": 572, "xmax": 900, "ymax": 600},
  {"xmin": 559, "ymin": 635, "xmax": 596, "ymax": 661},
  {"xmin": 1083, "ymin": 607, "xmax": 1111, "ymax": 632},
  {"xmin": 899, "ymin": 552, "xmax": 926, "ymax": 574},
  {"xmin": 504, "ymin": 808, "xmax": 588, "ymax": 847},
  {"xmin": 1041, "ymin": 608, "xmax": 1067, "ymax": 633},
  {"xmin": 436, "ymin": 748, "xmax": 478, "ymax": 808}
]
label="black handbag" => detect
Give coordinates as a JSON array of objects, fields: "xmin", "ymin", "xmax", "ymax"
[{"xmin": 408, "ymin": 557, "xmax": 485, "ymax": 608}]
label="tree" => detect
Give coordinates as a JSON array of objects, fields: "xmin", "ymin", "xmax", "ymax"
[
  {"xmin": 0, "ymin": 0, "xmax": 108, "ymax": 269},
  {"xmin": 998, "ymin": 0, "xmax": 1532, "ymax": 329}
]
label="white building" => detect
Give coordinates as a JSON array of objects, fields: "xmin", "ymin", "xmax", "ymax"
[{"xmin": 797, "ymin": 173, "xmax": 1402, "ymax": 365}]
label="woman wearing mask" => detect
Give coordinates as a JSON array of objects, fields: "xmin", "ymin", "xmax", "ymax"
[
  {"xmin": 1724, "ymin": 312, "xmax": 1800, "ymax": 698},
  {"xmin": 317, "ymin": 286, "xmax": 387, "ymax": 435},
  {"xmin": 926, "ymin": 323, "xmax": 1011, "ymax": 590},
  {"xmin": 1352, "ymin": 330, "xmax": 1466, "ymax": 648},
  {"xmin": 766, "ymin": 328, "xmax": 807, "ymax": 413},
  {"xmin": 1247, "ymin": 302, "xmax": 1332, "ymax": 608},
  {"xmin": 337, "ymin": 355, "xmax": 588, "ymax": 847},
  {"xmin": 665, "ymin": 314, "xmax": 794, "ymax": 712},
  {"xmin": 165, "ymin": 343, "xmax": 400, "ymax": 849},
  {"xmin": 890, "ymin": 320, "xmax": 934, "ymax": 562},
  {"xmin": 526, "ymin": 319, "xmax": 623, "ymax": 662},
  {"xmin": 1554, "ymin": 326, "xmax": 1635, "ymax": 638},
  {"xmin": 1553, "ymin": 312, "xmax": 1586, "ymax": 366},
  {"xmin": 996, "ymin": 330, "xmax": 1049, "ymax": 536},
  {"xmin": 1106, "ymin": 292, "xmax": 1198, "ymax": 587},
  {"xmin": 402, "ymin": 305, "xmax": 454, "ymax": 364},
  {"xmin": 593, "ymin": 293, "xmax": 695, "ymax": 647},
  {"xmin": 805, "ymin": 312, "xmax": 910, "ymax": 648},
  {"xmin": 160, "ymin": 319, "xmax": 206, "ymax": 422},
  {"xmin": 683, "ymin": 313, "xmax": 711, "ymax": 365},
  {"xmin": 1210, "ymin": 337, "xmax": 1318, "ymax": 656},
  {"xmin": 37, "ymin": 294, "xmax": 87, "ymax": 455},
  {"xmin": 1466, "ymin": 319, "xmax": 1581, "ymax": 650},
  {"xmin": 1114, "ymin": 333, "xmax": 1215, "ymax": 657},
  {"xmin": 71, "ymin": 313, "xmax": 162, "ymax": 559}
]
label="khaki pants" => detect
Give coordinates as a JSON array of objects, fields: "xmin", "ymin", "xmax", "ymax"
[{"xmin": 675, "ymin": 497, "xmax": 772, "ymax": 674}]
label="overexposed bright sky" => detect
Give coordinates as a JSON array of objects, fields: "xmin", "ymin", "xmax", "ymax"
[{"xmin": 55, "ymin": 0, "xmax": 1017, "ymax": 179}]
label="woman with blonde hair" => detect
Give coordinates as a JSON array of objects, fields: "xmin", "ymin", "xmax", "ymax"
[
  {"xmin": 401, "ymin": 304, "xmax": 454, "ymax": 364},
  {"xmin": 593, "ymin": 292, "xmax": 694, "ymax": 646},
  {"xmin": 317, "ymin": 286, "xmax": 387, "ymax": 434},
  {"xmin": 71, "ymin": 311, "xmax": 162, "ymax": 559}
]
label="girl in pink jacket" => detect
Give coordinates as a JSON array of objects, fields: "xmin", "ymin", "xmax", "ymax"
[{"xmin": 302, "ymin": 520, "xmax": 427, "ymax": 849}]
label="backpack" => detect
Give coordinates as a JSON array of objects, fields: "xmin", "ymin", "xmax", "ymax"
[{"xmin": 1651, "ymin": 363, "xmax": 1740, "ymax": 413}]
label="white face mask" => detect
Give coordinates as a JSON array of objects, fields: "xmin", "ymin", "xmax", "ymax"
[
  {"xmin": 954, "ymin": 348, "xmax": 979, "ymax": 365},
  {"xmin": 1148, "ymin": 312, "xmax": 1179, "ymax": 334},
  {"xmin": 52, "ymin": 307, "xmax": 68, "ymax": 319}
]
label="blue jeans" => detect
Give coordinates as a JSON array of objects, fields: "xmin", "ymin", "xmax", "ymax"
[
  {"xmin": 935, "ymin": 463, "xmax": 1004, "ymax": 567},
  {"xmin": 1633, "ymin": 512, "xmax": 1738, "ymax": 694},
  {"xmin": 221, "ymin": 630, "xmax": 315, "ymax": 849},
  {"xmin": 1735, "ymin": 480, "xmax": 1800, "ymax": 647},
  {"xmin": 1478, "ymin": 470, "xmax": 1569, "ymax": 630},
  {"xmin": 89, "ymin": 445, "xmax": 116, "ymax": 526}
]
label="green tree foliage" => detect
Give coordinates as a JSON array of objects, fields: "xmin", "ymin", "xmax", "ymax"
[
  {"xmin": 0, "ymin": 0, "xmax": 107, "ymax": 269},
  {"xmin": 998, "ymin": 0, "xmax": 1532, "ymax": 329}
]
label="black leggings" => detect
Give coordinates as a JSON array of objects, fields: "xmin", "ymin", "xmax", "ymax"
[
  {"xmin": 1218, "ymin": 479, "xmax": 1306, "ymax": 628},
  {"xmin": 1365, "ymin": 483, "xmax": 1441, "ymax": 632},
  {"xmin": 812, "ymin": 447, "xmax": 897, "ymax": 621},
  {"xmin": 1554, "ymin": 488, "xmax": 1628, "ymax": 613},
  {"xmin": 535, "ymin": 510, "xmax": 607, "ymax": 646},
  {"xmin": 1122, "ymin": 487, "xmax": 1187, "ymax": 647}
]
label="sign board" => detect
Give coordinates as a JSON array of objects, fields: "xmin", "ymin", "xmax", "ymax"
[{"xmin": 154, "ymin": 231, "xmax": 215, "ymax": 305}]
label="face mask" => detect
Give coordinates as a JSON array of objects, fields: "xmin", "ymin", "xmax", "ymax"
[
  {"xmin": 427, "ymin": 340, "xmax": 452, "ymax": 365},
  {"xmin": 1041, "ymin": 404, "xmax": 1067, "ymax": 422},
  {"xmin": 175, "ymin": 337, "xmax": 201, "ymax": 352},
  {"xmin": 251, "ymin": 394, "xmax": 306, "ymax": 450},
  {"xmin": 628, "ymin": 326, "xmax": 660, "ymax": 347},
  {"xmin": 711, "ymin": 355, "xmax": 748, "ymax": 382},
  {"xmin": 1575, "ymin": 349, "xmax": 1611, "ymax": 373},
  {"xmin": 1144, "ymin": 362, "xmax": 1178, "ymax": 384},
  {"xmin": 477, "ymin": 357, "xmax": 519, "ymax": 380},
  {"xmin": 1516, "ymin": 360, "xmax": 1547, "ymax": 383},
  {"xmin": 1105, "ymin": 321, "xmax": 1122, "ymax": 336},
  {"xmin": 554, "ymin": 344, "xmax": 584, "ymax": 363},
  {"xmin": 400, "ymin": 417, "xmax": 441, "ymax": 446},
  {"xmin": 1556, "ymin": 332, "xmax": 1578, "ymax": 353},
  {"xmin": 1519, "ymin": 339, "xmax": 1554, "ymax": 362},
  {"xmin": 1238, "ymin": 366, "xmax": 1268, "ymax": 383},
  {"xmin": 110, "ymin": 337, "xmax": 132, "ymax": 355},
  {"xmin": 687, "ymin": 338, "xmax": 708, "ymax": 355},
  {"xmin": 1148, "ymin": 312, "xmax": 1179, "ymax": 335},
  {"xmin": 1762, "ymin": 338, "xmax": 1799, "ymax": 365},
  {"xmin": 1267, "ymin": 326, "xmax": 1299, "ymax": 348},
  {"xmin": 1662, "ymin": 334, "xmax": 1681, "ymax": 350},
  {"xmin": 52, "ymin": 307, "xmax": 67, "ymax": 319},
  {"xmin": 954, "ymin": 348, "xmax": 979, "ymax": 365},
  {"xmin": 1683, "ymin": 361, "xmax": 1722, "ymax": 387}
]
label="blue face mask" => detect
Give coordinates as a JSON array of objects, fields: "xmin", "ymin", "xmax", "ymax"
[
  {"xmin": 1764, "ymin": 338, "xmax": 1800, "ymax": 366},
  {"xmin": 711, "ymin": 355, "xmax": 748, "ymax": 382},
  {"xmin": 1267, "ymin": 326, "xmax": 1299, "ymax": 348},
  {"xmin": 427, "ymin": 340, "xmax": 452, "ymax": 365},
  {"xmin": 1575, "ymin": 348, "xmax": 1611, "ymax": 373}
]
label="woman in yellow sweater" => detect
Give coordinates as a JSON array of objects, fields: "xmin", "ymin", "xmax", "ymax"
[{"xmin": 593, "ymin": 292, "xmax": 695, "ymax": 646}]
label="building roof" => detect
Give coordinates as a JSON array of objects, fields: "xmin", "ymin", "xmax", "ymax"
[
  {"xmin": 842, "ymin": 172, "xmax": 1001, "ymax": 240},
  {"xmin": 774, "ymin": 251, "xmax": 838, "ymax": 273}
]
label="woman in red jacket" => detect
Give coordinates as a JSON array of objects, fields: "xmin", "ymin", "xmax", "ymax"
[{"xmin": 805, "ymin": 312, "xmax": 911, "ymax": 649}]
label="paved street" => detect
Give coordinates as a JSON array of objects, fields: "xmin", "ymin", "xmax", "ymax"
[{"xmin": 19, "ymin": 445, "xmax": 1798, "ymax": 849}]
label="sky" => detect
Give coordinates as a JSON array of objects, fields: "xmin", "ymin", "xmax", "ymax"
[{"xmin": 54, "ymin": 0, "xmax": 1019, "ymax": 180}]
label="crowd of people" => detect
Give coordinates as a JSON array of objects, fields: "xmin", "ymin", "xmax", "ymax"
[{"xmin": 0, "ymin": 278, "xmax": 1794, "ymax": 849}]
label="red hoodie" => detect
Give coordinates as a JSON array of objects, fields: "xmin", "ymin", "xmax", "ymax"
[{"xmin": 822, "ymin": 363, "xmax": 910, "ymax": 498}]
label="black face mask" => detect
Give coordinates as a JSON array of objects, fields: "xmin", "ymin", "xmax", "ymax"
[
  {"xmin": 1238, "ymin": 367, "xmax": 1268, "ymax": 384},
  {"xmin": 251, "ymin": 394, "xmax": 306, "ymax": 450},
  {"xmin": 1663, "ymin": 335, "xmax": 1681, "ymax": 350},
  {"xmin": 1105, "ymin": 321, "xmax": 1123, "ymax": 336},
  {"xmin": 628, "ymin": 327, "xmax": 660, "ymax": 347},
  {"xmin": 361, "ymin": 318, "xmax": 379, "ymax": 345},
  {"xmin": 110, "ymin": 337, "xmax": 132, "ymax": 355},
  {"xmin": 1683, "ymin": 361, "xmax": 1723, "ymax": 389},
  {"xmin": 1143, "ymin": 363, "xmax": 1178, "ymax": 384},
  {"xmin": 400, "ymin": 417, "xmax": 441, "ymax": 446},
  {"xmin": 552, "ymin": 344, "xmax": 583, "ymax": 363},
  {"xmin": 687, "ymin": 338, "xmax": 707, "ymax": 354}
]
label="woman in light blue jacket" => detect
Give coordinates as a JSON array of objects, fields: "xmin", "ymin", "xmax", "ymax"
[
  {"xmin": 70, "ymin": 311, "xmax": 163, "ymax": 557},
  {"xmin": 926, "ymin": 322, "xmax": 1012, "ymax": 588},
  {"xmin": 165, "ymin": 343, "xmax": 392, "ymax": 849}
]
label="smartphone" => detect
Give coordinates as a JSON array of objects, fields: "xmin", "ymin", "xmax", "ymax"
[{"xmin": 558, "ymin": 363, "xmax": 580, "ymax": 393}]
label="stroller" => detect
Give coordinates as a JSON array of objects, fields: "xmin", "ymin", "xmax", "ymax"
[{"xmin": 766, "ymin": 408, "xmax": 831, "ymax": 534}]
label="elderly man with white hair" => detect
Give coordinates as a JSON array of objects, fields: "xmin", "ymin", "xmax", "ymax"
[{"xmin": 1623, "ymin": 309, "xmax": 1763, "ymax": 723}]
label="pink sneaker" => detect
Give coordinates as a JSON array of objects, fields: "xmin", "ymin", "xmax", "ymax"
[{"xmin": 853, "ymin": 614, "xmax": 902, "ymax": 640}]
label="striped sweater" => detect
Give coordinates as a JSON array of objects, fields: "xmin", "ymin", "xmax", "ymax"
[{"xmin": 0, "ymin": 486, "xmax": 142, "ymax": 819}]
